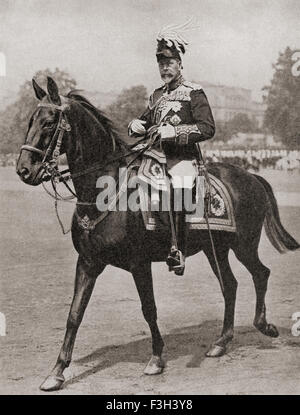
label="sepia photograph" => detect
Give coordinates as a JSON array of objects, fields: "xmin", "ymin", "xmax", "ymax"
[{"xmin": 0, "ymin": 0, "xmax": 299, "ymax": 397}]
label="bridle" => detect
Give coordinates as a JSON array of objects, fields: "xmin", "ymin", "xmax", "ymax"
[
  {"xmin": 19, "ymin": 101, "xmax": 77, "ymax": 234},
  {"xmin": 20, "ymin": 102, "xmax": 71, "ymax": 168}
]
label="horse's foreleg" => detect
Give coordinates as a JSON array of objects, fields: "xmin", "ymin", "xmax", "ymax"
[
  {"xmin": 40, "ymin": 257, "xmax": 104, "ymax": 391},
  {"xmin": 204, "ymin": 245, "xmax": 237, "ymax": 357},
  {"xmin": 131, "ymin": 262, "xmax": 164, "ymax": 375}
]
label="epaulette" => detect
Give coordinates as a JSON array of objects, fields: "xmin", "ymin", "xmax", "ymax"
[
  {"xmin": 149, "ymin": 86, "xmax": 164, "ymax": 110},
  {"xmin": 182, "ymin": 81, "xmax": 203, "ymax": 91}
]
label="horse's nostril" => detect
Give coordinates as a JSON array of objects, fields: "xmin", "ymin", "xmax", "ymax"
[{"xmin": 18, "ymin": 167, "xmax": 30, "ymax": 179}]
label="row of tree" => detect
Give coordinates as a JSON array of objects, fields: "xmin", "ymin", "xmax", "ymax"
[
  {"xmin": 0, "ymin": 46, "xmax": 299, "ymax": 153},
  {"xmin": 263, "ymin": 47, "xmax": 300, "ymax": 148},
  {"xmin": 213, "ymin": 113, "xmax": 261, "ymax": 143}
]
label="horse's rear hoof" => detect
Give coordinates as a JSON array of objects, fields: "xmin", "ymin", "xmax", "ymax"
[
  {"xmin": 144, "ymin": 355, "xmax": 165, "ymax": 375},
  {"xmin": 40, "ymin": 374, "xmax": 65, "ymax": 392},
  {"xmin": 255, "ymin": 322, "xmax": 279, "ymax": 338},
  {"xmin": 205, "ymin": 344, "xmax": 226, "ymax": 357},
  {"xmin": 266, "ymin": 324, "xmax": 279, "ymax": 337}
]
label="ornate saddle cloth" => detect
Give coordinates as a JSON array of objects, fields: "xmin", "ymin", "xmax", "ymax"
[{"xmin": 136, "ymin": 152, "xmax": 236, "ymax": 233}]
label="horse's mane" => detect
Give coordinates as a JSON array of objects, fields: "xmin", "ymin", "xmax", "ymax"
[{"xmin": 67, "ymin": 90, "xmax": 128, "ymax": 150}]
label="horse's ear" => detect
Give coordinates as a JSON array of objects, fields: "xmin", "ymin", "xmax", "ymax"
[
  {"xmin": 47, "ymin": 77, "xmax": 61, "ymax": 105},
  {"xmin": 32, "ymin": 79, "xmax": 46, "ymax": 100}
]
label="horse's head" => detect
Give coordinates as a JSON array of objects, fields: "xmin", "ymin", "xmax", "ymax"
[{"xmin": 16, "ymin": 77, "xmax": 71, "ymax": 185}]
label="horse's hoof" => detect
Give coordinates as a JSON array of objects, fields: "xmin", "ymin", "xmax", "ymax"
[
  {"xmin": 261, "ymin": 323, "xmax": 279, "ymax": 338},
  {"xmin": 40, "ymin": 374, "xmax": 65, "ymax": 392},
  {"xmin": 254, "ymin": 322, "xmax": 279, "ymax": 337},
  {"xmin": 265, "ymin": 324, "xmax": 279, "ymax": 337},
  {"xmin": 205, "ymin": 344, "xmax": 226, "ymax": 357},
  {"xmin": 144, "ymin": 355, "xmax": 165, "ymax": 375}
]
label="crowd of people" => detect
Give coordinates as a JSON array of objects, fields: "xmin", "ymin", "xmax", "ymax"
[
  {"xmin": 204, "ymin": 149, "xmax": 300, "ymax": 171},
  {"xmin": 1, "ymin": 149, "xmax": 300, "ymax": 171}
]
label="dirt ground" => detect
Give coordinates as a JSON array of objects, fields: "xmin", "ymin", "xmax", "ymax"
[{"xmin": 0, "ymin": 167, "xmax": 299, "ymax": 395}]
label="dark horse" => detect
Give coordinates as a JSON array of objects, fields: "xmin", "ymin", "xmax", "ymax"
[{"xmin": 16, "ymin": 77, "xmax": 299, "ymax": 391}]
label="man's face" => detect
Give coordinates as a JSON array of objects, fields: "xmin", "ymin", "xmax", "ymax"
[{"xmin": 158, "ymin": 58, "xmax": 182, "ymax": 84}]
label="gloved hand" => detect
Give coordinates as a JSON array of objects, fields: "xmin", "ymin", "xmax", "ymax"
[
  {"xmin": 129, "ymin": 119, "xmax": 147, "ymax": 135},
  {"xmin": 158, "ymin": 124, "xmax": 176, "ymax": 141}
]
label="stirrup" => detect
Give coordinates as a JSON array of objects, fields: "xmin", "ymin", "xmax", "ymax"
[{"xmin": 166, "ymin": 246, "xmax": 185, "ymax": 276}]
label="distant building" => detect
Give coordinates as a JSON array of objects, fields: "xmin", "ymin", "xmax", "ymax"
[{"xmin": 200, "ymin": 81, "xmax": 266, "ymax": 127}]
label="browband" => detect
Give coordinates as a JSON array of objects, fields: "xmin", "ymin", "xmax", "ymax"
[{"xmin": 38, "ymin": 102, "xmax": 70, "ymax": 111}]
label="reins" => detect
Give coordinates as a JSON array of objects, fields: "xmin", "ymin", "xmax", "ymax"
[
  {"xmin": 41, "ymin": 133, "xmax": 155, "ymax": 203},
  {"xmin": 47, "ymin": 136, "xmax": 154, "ymax": 234}
]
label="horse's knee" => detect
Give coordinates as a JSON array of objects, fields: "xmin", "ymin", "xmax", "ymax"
[{"xmin": 220, "ymin": 270, "xmax": 237, "ymax": 301}]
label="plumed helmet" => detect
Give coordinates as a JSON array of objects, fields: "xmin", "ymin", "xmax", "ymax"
[{"xmin": 156, "ymin": 19, "xmax": 194, "ymax": 62}]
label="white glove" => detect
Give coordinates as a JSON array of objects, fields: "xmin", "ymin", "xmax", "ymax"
[
  {"xmin": 158, "ymin": 124, "xmax": 176, "ymax": 140},
  {"xmin": 129, "ymin": 119, "xmax": 147, "ymax": 135}
]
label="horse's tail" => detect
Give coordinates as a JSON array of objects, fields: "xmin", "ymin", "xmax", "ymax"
[{"xmin": 253, "ymin": 174, "xmax": 300, "ymax": 253}]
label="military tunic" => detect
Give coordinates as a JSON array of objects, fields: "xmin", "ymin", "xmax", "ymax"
[{"xmin": 130, "ymin": 78, "xmax": 215, "ymax": 159}]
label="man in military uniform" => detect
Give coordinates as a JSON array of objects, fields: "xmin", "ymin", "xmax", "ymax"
[{"xmin": 128, "ymin": 25, "xmax": 215, "ymax": 275}]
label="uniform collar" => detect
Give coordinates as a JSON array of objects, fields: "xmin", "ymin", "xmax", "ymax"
[{"xmin": 163, "ymin": 75, "xmax": 184, "ymax": 93}]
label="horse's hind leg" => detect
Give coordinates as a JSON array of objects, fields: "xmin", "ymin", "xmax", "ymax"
[
  {"xmin": 131, "ymin": 262, "xmax": 164, "ymax": 375},
  {"xmin": 40, "ymin": 257, "xmax": 105, "ymax": 392},
  {"xmin": 203, "ymin": 244, "xmax": 238, "ymax": 357},
  {"xmin": 234, "ymin": 243, "xmax": 279, "ymax": 338}
]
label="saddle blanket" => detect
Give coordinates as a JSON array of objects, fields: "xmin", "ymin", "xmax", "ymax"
[{"xmin": 136, "ymin": 156, "xmax": 236, "ymax": 233}]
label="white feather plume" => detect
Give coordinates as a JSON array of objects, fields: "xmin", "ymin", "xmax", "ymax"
[{"xmin": 157, "ymin": 18, "xmax": 200, "ymax": 54}]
